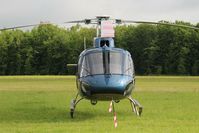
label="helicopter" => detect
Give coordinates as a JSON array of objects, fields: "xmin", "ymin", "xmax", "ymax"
[
  {"xmin": 66, "ymin": 16, "xmax": 199, "ymax": 122},
  {"xmin": 1, "ymin": 16, "xmax": 199, "ymax": 127},
  {"xmin": 67, "ymin": 16, "xmax": 144, "ymax": 122}
]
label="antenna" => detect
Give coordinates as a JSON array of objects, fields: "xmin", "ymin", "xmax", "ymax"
[{"xmin": 84, "ymin": 37, "xmax": 87, "ymax": 49}]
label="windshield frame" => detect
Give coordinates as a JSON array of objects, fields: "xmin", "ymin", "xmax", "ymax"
[{"xmin": 79, "ymin": 50, "xmax": 134, "ymax": 77}]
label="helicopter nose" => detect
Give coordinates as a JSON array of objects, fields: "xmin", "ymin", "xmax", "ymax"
[
  {"xmin": 104, "ymin": 75, "xmax": 111, "ymax": 85},
  {"xmin": 82, "ymin": 75, "xmax": 133, "ymax": 94}
]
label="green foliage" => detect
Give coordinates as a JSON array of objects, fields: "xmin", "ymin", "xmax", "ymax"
[
  {"xmin": 116, "ymin": 22, "xmax": 199, "ymax": 75},
  {"xmin": 0, "ymin": 24, "xmax": 95, "ymax": 75},
  {"xmin": 0, "ymin": 21, "xmax": 199, "ymax": 75}
]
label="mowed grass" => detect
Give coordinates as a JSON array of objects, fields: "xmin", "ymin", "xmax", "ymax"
[{"xmin": 0, "ymin": 76, "xmax": 199, "ymax": 133}]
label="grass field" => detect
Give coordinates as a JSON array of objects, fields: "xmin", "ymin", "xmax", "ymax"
[{"xmin": 0, "ymin": 76, "xmax": 199, "ymax": 133}]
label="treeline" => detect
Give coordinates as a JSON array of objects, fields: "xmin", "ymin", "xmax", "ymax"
[
  {"xmin": 0, "ymin": 25, "xmax": 96, "ymax": 75},
  {"xmin": 0, "ymin": 22, "xmax": 199, "ymax": 75},
  {"xmin": 116, "ymin": 22, "xmax": 199, "ymax": 75}
]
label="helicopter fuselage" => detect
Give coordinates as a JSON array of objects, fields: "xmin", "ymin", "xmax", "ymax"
[{"xmin": 76, "ymin": 45, "xmax": 135, "ymax": 101}]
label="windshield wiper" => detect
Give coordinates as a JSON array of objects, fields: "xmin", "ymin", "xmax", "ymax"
[
  {"xmin": 82, "ymin": 67, "xmax": 92, "ymax": 75},
  {"xmin": 124, "ymin": 67, "xmax": 132, "ymax": 73}
]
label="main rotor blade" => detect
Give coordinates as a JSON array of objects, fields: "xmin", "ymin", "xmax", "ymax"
[
  {"xmin": 0, "ymin": 24, "xmax": 40, "ymax": 31},
  {"xmin": 64, "ymin": 20, "xmax": 86, "ymax": 23},
  {"xmin": 122, "ymin": 20, "xmax": 199, "ymax": 30},
  {"xmin": 0, "ymin": 22, "xmax": 52, "ymax": 31},
  {"xmin": 64, "ymin": 19, "xmax": 93, "ymax": 24}
]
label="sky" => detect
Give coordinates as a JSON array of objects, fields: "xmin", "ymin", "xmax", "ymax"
[{"xmin": 0, "ymin": 0, "xmax": 199, "ymax": 29}]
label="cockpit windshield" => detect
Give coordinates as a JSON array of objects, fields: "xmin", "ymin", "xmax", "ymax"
[{"xmin": 79, "ymin": 51, "xmax": 134, "ymax": 77}]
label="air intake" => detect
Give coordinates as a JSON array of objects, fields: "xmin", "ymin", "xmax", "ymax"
[{"xmin": 94, "ymin": 37, "xmax": 115, "ymax": 48}]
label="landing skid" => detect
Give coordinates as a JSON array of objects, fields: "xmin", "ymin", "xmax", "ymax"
[
  {"xmin": 70, "ymin": 94, "xmax": 143, "ymax": 118},
  {"xmin": 128, "ymin": 96, "xmax": 143, "ymax": 116},
  {"xmin": 70, "ymin": 93, "xmax": 84, "ymax": 118}
]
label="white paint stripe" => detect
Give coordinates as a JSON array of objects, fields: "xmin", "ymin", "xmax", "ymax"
[
  {"xmin": 114, "ymin": 112, "xmax": 117, "ymax": 128},
  {"xmin": 109, "ymin": 107, "xmax": 112, "ymax": 113},
  {"xmin": 114, "ymin": 116, "xmax": 117, "ymax": 121},
  {"xmin": 109, "ymin": 101, "xmax": 112, "ymax": 112},
  {"xmin": 114, "ymin": 122, "xmax": 118, "ymax": 128}
]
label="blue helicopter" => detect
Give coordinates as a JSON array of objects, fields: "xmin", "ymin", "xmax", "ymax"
[
  {"xmin": 67, "ymin": 16, "xmax": 199, "ymax": 120},
  {"xmin": 68, "ymin": 16, "xmax": 143, "ymax": 119}
]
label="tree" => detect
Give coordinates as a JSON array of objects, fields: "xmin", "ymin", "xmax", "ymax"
[{"xmin": 0, "ymin": 21, "xmax": 199, "ymax": 75}]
